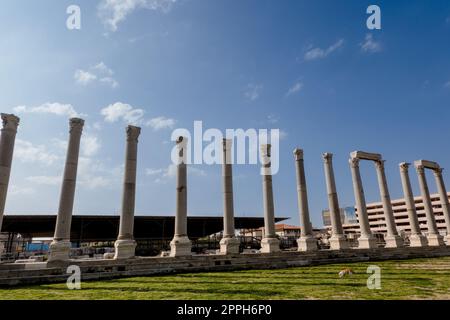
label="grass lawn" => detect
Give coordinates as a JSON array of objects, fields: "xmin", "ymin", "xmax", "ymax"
[{"xmin": 1, "ymin": 257, "xmax": 450, "ymax": 300}]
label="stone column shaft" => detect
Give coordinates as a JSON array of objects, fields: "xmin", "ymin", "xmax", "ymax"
[
  {"xmin": 399, "ymin": 163, "xmax": 427, "ymax": 247},
  {"xmin": 374, "ymin": 160, "xmax": 403, "ymax": 248},
  {"xmin": 170, "ymin": 136, "xmax": 192, "ymax": 256},
  {"xmin": 433, "ymin": 168, "xmax": 450, "ymax": 244},
  {"xmin": 259, "ymin": 144, "xmax": 280, "ymax": 253},
  {"xmin": 219, "ymin": 139, "xmax": 239, "ymax": 254},
  {"xmin": 294, "ymin": 149, "xmax": 316, "ymax": 251},
  {"xmin": 349, "ymin": 157, "xmax": 377, "ymax": 249},
  {"xmin": 49, "ymin": 118, "xmax": 84, "ymax": 262},
  {"xmin": 322, "ymin": 153, "xmax": 348, "ymax": 250},
  {"xmin": 416, "ymin": 165, "xmax": 444, "ymax": 246},
  {"xmin": 114, "ymin": 125, "xmax": 141, "ymax": 259},
  {"xmin": 0, "ymin": 114, "xmax": 19, "ymax": 235}
]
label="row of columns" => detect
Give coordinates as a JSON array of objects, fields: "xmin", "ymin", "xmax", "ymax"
[{"xmin": 1, "ymin": 114, "xmax": 450, "ymax": 262}]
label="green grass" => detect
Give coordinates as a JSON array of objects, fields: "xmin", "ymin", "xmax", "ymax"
[{"xmin": 1, "ymin": 257, "xmax": 450, "ymax": 300}]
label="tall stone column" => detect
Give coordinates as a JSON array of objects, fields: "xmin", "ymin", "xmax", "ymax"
[
  {"xmin": 322, "ymin": 153, "xmax": 348, "ymax": 250},
  {"xmin": 416, "ymin": 165, "xmax": 444, "ymax": 246},
  {"xmin": 294, "ymin": 148, "xmax": 317, "ymax": 252},
  {"xmin": 219, "ymin": 139, "xmax": 240, "ymax": 254},
  {"xmin": 48, "ymin": 118, "xmax": 84, "ymax": 262},
  {"xmin": 0, "ymin": 114, "xmax": 20, "ymax": 235},
  {"xmin": 399, "ymin": 163, "xmax": 427, "ymax": 247},
  {"xmin": 170, "ymin": 136, "xmax": 192, "ymax": 257},
  {"xmin": 349, "ymin": 157, "xmax": 377, "ymax": 249},
  {"xmin": 374, "ymin": 160, "xmax": 403, "ymax": 248},
  {"xmin": 433, "ymin": 168, "xmax": 450, "ymax": 244},
  {"xmin": 260, "ymin": 144, "xmax": 280, "ymax": 253},
  {"xmin": 114, "ymin": 125, "xmax": 141, "ymax": 259}
]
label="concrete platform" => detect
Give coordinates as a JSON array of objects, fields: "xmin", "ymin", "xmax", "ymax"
[{"xmin": 1, "ymin": 246, "xmax": 450, "ymax": 286}]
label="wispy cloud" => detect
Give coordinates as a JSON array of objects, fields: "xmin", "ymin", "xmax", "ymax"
[
  {"xmin": 13, "ymin": 102, "xmax": 83, "ymax": 118},
  {"xmin": 286, "ymin": 81, "xmax": 303, "ymax": 97},
  {"xmin": 146, "ymin": 164, "xmax": 206, "ymax": 183},
  {"xmin": 244, "ymin": 83, "xmax": 263, "ymax": 101},
  {"xmin": 74, "ymin": 62, "xmax": 119, "ymax": 88},
  {"xmin": 14, "ymin": 139, "xmax": 60, "ymax": 166},
  {"xmin": 444, "ymin": 81, "xmax": 450, "ymax": 89},
  {"xmin": 304, "ymin": 39, "xmax": 344, "ymax": 61},
  {"xmin": 360, "ymin": 34, "xmax": 382, "ymax": 53},
  {"xmin": 101, "ymin": 102, "xmax": 176, "ymax": 130},
  {"xmin": 25, "ymin": 176, "xmax": 61, "ymax": 186},
  {"xmin": 98, "ymin": 0, "xmax": 177, "ymax": 32},
  {"xmin": 9, "ymin": 185, "xmax": 36, "ymax": 196}
]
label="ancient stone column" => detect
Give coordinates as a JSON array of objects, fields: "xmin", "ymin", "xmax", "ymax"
[
  {"xmin": 432, "ymin": 168, "xmax": 450, "ymax": 244},
  {"xmin": 294, "ymin": 148, "xmax": 317, "ymax": 252},
  {"xmin": 48, "ymin": 118, "xmax": 84, "ymax": 262},
  {"xmin": 322, "ymin": 153, "xmax": 348, "ymax": 250},
  {"xmin": 259, "ymin": 144, "xmax": 280, "ymax": 253},
  {"xmin": 399, "ymin": 163, "xmax": 427, "ymax": 247},
  {"xmin": 219, "ymin": 139, "xmax": 240, "ymax": 254},
  {"xmin": 374, "ymin": 160, "xmax": 403, "ymax": 248},
  {"xmin": 170, "ymin": 136, "xmax": 192, "ymax": 257},
  {"xmin": 415, "ymin": 164, "xmax": 444, "ymax": 246},
  {"xmin": 0, "ymin": 114, "xmax": 20, "ymax": 235},
  {"xmin": 349, "ymin": 157, "xmax": 377, "ymax": 249},
  {"xmin": 114, "ymin": 125, "xmax": 141, "ymax": 259}
]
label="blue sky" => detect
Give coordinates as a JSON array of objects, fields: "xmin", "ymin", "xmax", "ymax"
[{"xmin": 1, "ymin": 0, "xmax": 450, "ymax": 228}]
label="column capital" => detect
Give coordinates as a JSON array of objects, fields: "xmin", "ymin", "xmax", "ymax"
[
  {"xmin": 433, "ymin": 167, "xmax": 444, "ymax": 176},
  {"xmin": 222, "ymin": 138, "xmax": 232, "ymax": 150},
  {"xmin": 374, "ymin": 159, "xmax": 386, "ymax": 170},
  {"xmin": 399, "ymin": 162, "xmax": 410, "ymax": 172},
  {"xmin": 69, "ymin": 118, "xmax": 84, "ymax": 134},
  {"xmin": 1, "ymin": 113, "xmax": 20, "ymax": 131},
  {"xmin": 176, "ymin": 136, "xmax": 188, "ymax": 164},
  {"xmin": 349, "ymin": 157, "xmax": 359, "ymax": 168},
  {"xmin": 415, "ymin": 164, "xmax": 425, "ymax": 175},
  {"xmin": 126, "ymin": 125, "xmax": 141, "ymax": 142},
  {"xmin": 322, "ymin": 152, "xmax": 333, "ymax": 163},
  {"xmin": 293, "ymin": 148, "xmax": 303, "ymax": 161}
]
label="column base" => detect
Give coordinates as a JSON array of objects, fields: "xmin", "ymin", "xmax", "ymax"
[
  {"xmin": 48, "ymin": 240, "xmax": 71, "ymax": 262},
  {"xmin": 409, "ymin": 234, "xmax": 428, "ymax": 247},
  {"xmin": 170, "ymin": 235, "xmax": 192, "ymax": 257},
  {"xmin": 297, "ymin": 236, "xmax": 318, "ymax": 252},
  {"xmin": 329, "ymin": 235, "xmax": 349, "ymax": 250},
  {"xmin": 260, "ymin": 237, "xmax": 280, "ymax": 253},
  {"xmin": 358, "ymin": 235, "xmax": 378, "ymax": 249},
  {"xmin": 114, "ymin": 239, "xmax": 136, "ymax": 260},
  {"xmin": 427, "ymin": 234, "xmax": 445, "ymax": 246},
  {"xmin": 219, "ymin": 237, "xmax": 240, "ymax": 255},
  {"xmin": 384, "ymin": 235, "xmax": 404, "ymax": 248}
]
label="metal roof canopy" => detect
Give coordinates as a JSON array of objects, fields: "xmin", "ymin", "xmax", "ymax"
[{"xmin": 1, "ymin": 215, "xmax": 288, "ymax": 242}]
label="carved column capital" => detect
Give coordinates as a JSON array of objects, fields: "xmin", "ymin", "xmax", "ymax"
[
  {"xmin": 126, "ymin": 125, "xmax": 141, "ymax": 142},
  {"xmin": 176, "ymin": 136, "xmax": 188, "ymax": 164},
  {"xmin": 374, "ymin": 159, "xmax": 386, "ymax": 170},
  {"xmin": 1, "ymin": 113, "xmax": 20, "ymax": 131},
  {"xmin": 415, "ymin": 164, "xmax": 425, "ymax": 175},
  {"xmin": 349, "ymin": 157, "xmax": 359, "ymax": 168},
  {"xmin": 322, "ymin": 152, "xmax": 333, "ymax": 163},
  {"xmin": 69, "ymin": 118, "xmax": 84, "ymax": 134},
  {"xmin": 433, "ymin": 167, "xmax": 444, "ymax": 177},
  {"xmin": 399, "ymin": 162, "xmax": 410, "ymax": 172},
  {"xmin": 222, "ymin": 138, "xmax": 232, "ymax": 151},
  {"xmin": 293, "ymin": 148, "xmax": 303, "ymax": 161}
]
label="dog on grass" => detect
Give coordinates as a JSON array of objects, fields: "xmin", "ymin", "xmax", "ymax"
[{"xmin": 338, "ymin": 268, "xmax": 354, "ymax": 278}]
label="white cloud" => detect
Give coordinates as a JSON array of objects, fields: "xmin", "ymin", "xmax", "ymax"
[
  {"xmin": 146, "ymin": 116, "xmax": 176, "ymax": 130},
  {"xmin": 13, "ymin": 102, "xmax": 82, "ymax": 118},
  {"xmin": 74, "ymin": 62, "xmax": 119, "ymax": 89},
  {"xmin": 74, "ymin": 69, "xmax": 97, "ymax": 85},
  {"xmin": 81, "ymin": 134, "xmax": 101, "ymax": 157},
  {"xmin": 25, "ymin": 176, "xmax": 61, "ymax": 186},
  {"xmin": 9, "ymin": 185, "xmax": 36, "ymax": 196},
  {"xmin": 145, "ymin": 168, "xmax": 164, "ymax": 176},
  {"xmin": 101, "ymin": 102, "xmax": 145, "ymax": 124},
  {"xmin": 98, "ymin": 0, "xmax": 177, "ymax": 32},
  {"xmin": 14, "ymin": 139, "xmax": 59, "ymax": 165},
  {"xmin": 244, "ymin": 83, "xmax": 263, "ymax": 101},
  {"xmin": 304, "ymin": 39, "xmax": 344, "ymax": 61},
  {"xmin": 444, "ymin": 81, "xmax": 450, "ymax": 89},
  {"xmin": 360, "ymin": 34, "xmax": 382, "ymax": 53},
  {"xmin": 286, "ymin": 81, "xmax": 303, "ymax": 97},
  {"xmin": 79, "ymin": 176, "xmax": 110, "ymax": 189},
  {"xmin": 267, "ymin": 114, "xmax": 279, "ymax": 124}
]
